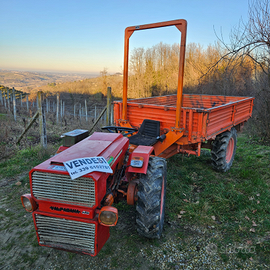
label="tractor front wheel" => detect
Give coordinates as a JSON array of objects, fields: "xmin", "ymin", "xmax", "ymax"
[
  {"xmin": 136, "ymin": 156, "xmax": 167, "ymax": 239},
  {"xmin": 211, "ymin": 128, "xmax": 237, "ymax": 172}
]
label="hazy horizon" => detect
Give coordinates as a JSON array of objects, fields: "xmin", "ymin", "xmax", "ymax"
[
  {"xmin": 0, "ymin": 1, "xmax": 249, "ymax": 74},
  {"xmin": 0, "ymin": 68, "xmax": 100, "ymax": 77}
]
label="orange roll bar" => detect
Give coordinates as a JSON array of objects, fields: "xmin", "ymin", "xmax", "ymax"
[{"xmin": 122, "ymin": 19, "xmax": 187, "ymax": 129}]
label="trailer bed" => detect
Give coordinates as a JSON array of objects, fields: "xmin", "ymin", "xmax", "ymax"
[{"xmin": 114, "ymin": 94, "xmax": 254, "ymax": 144}]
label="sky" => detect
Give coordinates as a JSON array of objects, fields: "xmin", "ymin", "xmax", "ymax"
[{"xmin": 0, "ymin": 0, "xmax": 250, "ymax": 74}]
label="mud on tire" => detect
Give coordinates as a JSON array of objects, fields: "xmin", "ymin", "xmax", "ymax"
[
  {"xmin": 136, "ymin": 156, "xmax": 167, "ymax": 239},
  {"xmin": 211, "ymin": 128, "xmax": 237, "ymax": 172}
]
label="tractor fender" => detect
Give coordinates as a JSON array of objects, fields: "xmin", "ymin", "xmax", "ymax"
[{"xmin": 126, "ymin": 145, "xmax": 154, "ymax": 174}]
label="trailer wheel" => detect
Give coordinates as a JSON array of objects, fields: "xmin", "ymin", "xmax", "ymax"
[
  {"xmin": 211, "ymin": 128, "xmax": 237, "ymax": 172},
  {"xmin": 136, "ymin": 156, "xmax": 167, "ymax": 239}
]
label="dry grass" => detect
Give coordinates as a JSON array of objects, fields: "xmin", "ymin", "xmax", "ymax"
[{"xmin": 0, "ymin": 94, "xmax": 108, "ymax": 162}]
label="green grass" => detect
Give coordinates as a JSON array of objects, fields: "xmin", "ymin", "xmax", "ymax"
[
  {"xmin": 111, "ymin": 256, "xmax": 119, "ymax": 268},
  {"xmin": 0, "ymin": 144, "xmax": 56, "ymax": 178},
  {"xmin": 0, "ymin": 133, "xmax": 269, "ymax": 268},
  {"xmin": 0, "ymin": 144, "xmax": 58, "ymax": 268},
  {"xmin": 166, "ymin": 134, "xmax": 270, "ymax": 263}
]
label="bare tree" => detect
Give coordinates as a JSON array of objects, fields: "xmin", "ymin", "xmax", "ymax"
[{"xmin": 203, "ymin": 0, "xmax": 270, "ymax": 140}]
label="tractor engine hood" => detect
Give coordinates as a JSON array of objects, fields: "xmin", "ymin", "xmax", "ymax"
[{"xmin": 30, "ymin": 132, "xmax": 129, "ymax": 181}]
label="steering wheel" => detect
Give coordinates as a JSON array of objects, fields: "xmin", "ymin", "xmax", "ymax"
[{"xmin": 101, "ymin": 126, "xmax": 137, "ymax": 136}]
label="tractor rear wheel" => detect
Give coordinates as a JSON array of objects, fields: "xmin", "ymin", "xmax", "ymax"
[
  {"xmin": 211, "ymin": 128, "xmax": 237, "ymax": 172},
  {"xmin": 136, "ymin": 156, "xmax": 167, "ymax": 239}
]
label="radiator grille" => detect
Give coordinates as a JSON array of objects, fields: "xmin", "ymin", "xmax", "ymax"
[
  {"xmin": 32, "ymin": 171, "xmax": 95, "ymax": 207},
  {"xmin": 35, "ymin": 214, "xmax": 95, "ymax": 254}
]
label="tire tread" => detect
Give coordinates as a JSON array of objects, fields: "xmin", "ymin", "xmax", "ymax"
[
  {"xmin": 136, "ymin": 156, "xmax": 167, "ymax": 238},
  {"xmin": 211, "ymin": 128, "xmax": 237, "ymax": 172}
]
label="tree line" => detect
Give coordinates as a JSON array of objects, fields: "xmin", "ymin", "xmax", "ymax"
[
  {"xmin": 127, "ymin": 0, "xmax": 270, "ymax": 142},
  {"xmin": 128, "ymin": 41, "xmax": 255, "ymax": 98},
  {"xmin": 25, "ymin": 0, "xmax": 269, "ymax": 142}
]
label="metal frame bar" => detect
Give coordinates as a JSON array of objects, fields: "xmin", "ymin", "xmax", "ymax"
[{"xmin": 121, "ymin": 19, "xmax": 187, "ymax": 129}]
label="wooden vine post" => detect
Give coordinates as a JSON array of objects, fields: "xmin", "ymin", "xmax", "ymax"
[
  {"xmin": 56, "ymin": 93, "xmax": 59, "ymax": 124},
  {"xmin": 12, "ymin": 87, "xmax": 16, "ymax": 121},
  {"xmin": 37, "ymin": 91, "xmax": 47, "ymax": 148},
  {"xmin": 106, "ymin": 87, "xmax": 112, "ymax": 125}
]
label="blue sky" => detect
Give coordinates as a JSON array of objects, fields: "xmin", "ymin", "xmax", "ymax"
[{"xmin": 0, "ymin": 0, "xmax": 249, "ymax": 74}]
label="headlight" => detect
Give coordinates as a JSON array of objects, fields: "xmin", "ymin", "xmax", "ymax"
[
  {"xmin": 21, "ymin": 194, "xmax": 37, "ymax": 212},
  {"xmin": 130, "ymin": 156, "xmax": 144, "ymax": 168},
  {"xmin": 98, "ymin": 206, "xmax": 118, "ymax": 226},
  {"xmin": 23, "ymin": 197, "xmax": 32, "ymax": 211}
]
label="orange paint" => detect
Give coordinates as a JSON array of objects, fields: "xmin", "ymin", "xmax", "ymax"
[{"xmin": 115, "ymin": 94, "xmax": 254, "ymax": 157}]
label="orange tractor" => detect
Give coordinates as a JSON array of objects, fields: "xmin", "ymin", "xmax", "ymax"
[{"xmin": 21, "ymin": 20, "xmax": 254, "ymax": 256}]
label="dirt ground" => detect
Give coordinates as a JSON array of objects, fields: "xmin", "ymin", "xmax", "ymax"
[
  {"xmin": 0, "ymin": 171, "xmax": 164, "ymax": 270},
  {"xmin": 0, "ymin": 170, "xmax": 265, "ymax": 270},
  {"xmin": 0, "ymin": 110, "xmax": 268, "ymax": 269}
]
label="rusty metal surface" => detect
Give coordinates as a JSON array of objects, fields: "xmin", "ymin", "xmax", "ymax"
[{"xmin": 35, "ymin": 214, "xmax": 96, "ymax": 254}]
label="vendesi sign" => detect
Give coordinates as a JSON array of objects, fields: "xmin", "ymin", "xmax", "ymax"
[{"xmin": 63, "ymin": 157, "xmax": 113, "ymax": 180}]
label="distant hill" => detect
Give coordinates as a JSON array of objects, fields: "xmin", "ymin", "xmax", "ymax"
[
  {"xmin": 0, "ymin": 69, "xmax": 125, "ymax": 100},
  {"xmin": 37, "ymin": 73, "xmax": 123, "ymax": 99},
  {"xmin": 0, "ymin": 70, "xmax": 98, "ymax": 92}
]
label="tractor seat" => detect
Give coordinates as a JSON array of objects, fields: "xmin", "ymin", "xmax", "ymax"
[{"xmin": 128, "ymin": 119, "xmax": 161, "ymax": 146}]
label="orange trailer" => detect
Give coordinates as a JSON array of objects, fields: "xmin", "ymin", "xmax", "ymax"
[{"xmin": 114, "ymin": 94, "xmax": 254, "ymax": 159}]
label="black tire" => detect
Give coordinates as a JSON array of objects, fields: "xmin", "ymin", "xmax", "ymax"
[
  {"xmin": 136, "ymin": 156, "xmax": 167, "ymax": 239},
  {"xmin": 211, "ymin": 128, "xmax": 237, "ymax": 172}
]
